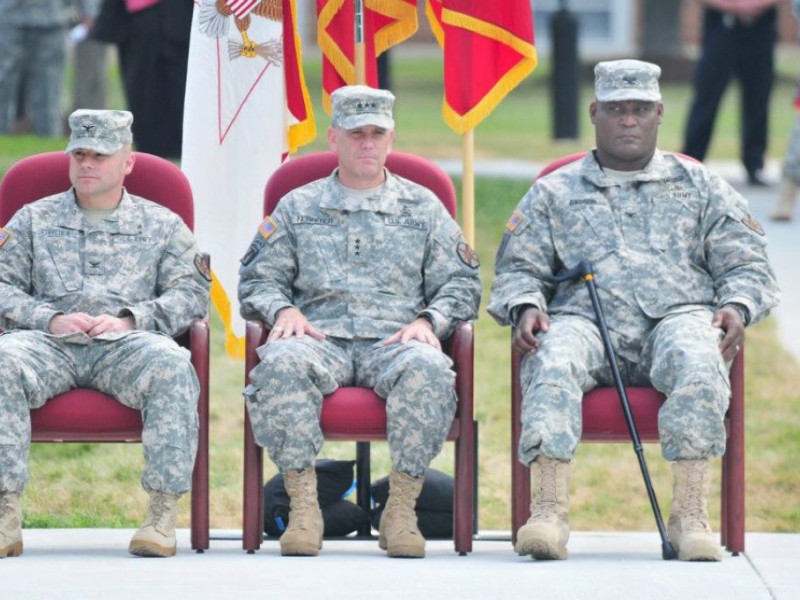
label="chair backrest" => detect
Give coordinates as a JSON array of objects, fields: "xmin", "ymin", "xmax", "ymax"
[
  {"xmin": 263, "ymin": 151, "xmax": 457, "ymax": 218},
  {"xmin": 0, "ymin": 151, "xmax": 194, "ymax": 230},
  {"xmin": 536, "ymin": 150, "xmax": 701, "ymax": 181}
]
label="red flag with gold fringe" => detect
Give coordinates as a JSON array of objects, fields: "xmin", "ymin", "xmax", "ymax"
[
  {"xmin": 317, "ymin": 0, "xmax": 418, "ymax": 111},
  {"xmin": 426, "ymin": 0, "xmax": 537, "ymax": 133}
]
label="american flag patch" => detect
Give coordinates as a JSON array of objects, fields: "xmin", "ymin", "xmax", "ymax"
[
  {"xmin": 258, "ymin": 215, "xmax": 278, "ymax": 240},
  {"xmin": 0, "ymin": 227, "xmax": 10, "ymax": 248},
  {"xmin": 506, "ymin": 211, "xmax": 525, "ymax": 232}
]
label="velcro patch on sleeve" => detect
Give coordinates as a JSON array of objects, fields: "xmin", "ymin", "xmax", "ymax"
[
  {"xmin": 194, "ymin": 253, "xmax": 212, "ymax": 281},
  {"xmin": 741, "ymin": 214, "xmax": 765, "ymax": 236},
  {"xmin": 258, "ymin": 215, "xmax": 278, "ymax": 240},
  {"xmin": 506, "ymin": 211, "xmax": 525, "ymax": 232},
  {"xmin": 456, "ymin": 241, "xmax": 480, "ymax": 269}
]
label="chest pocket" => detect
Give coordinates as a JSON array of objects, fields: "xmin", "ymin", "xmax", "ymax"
[
  {"xmin": 554, "ymin": 205, "xmax": 620, "ymax": 268},
  {"xmin": 294, "ymin": 220, "xmax": 346, "ymax": 283},
  {"xmin": 107, "ymin": 236, "xmax": 159, "ymax": 295},
  {"xmin": 44, "ymin": 235, "xmax": 83, "ymax": 293},
  {"xmin": 370, "ymin": 217, "xmax": 428, "ymax": 291},
  {"xmin": 648, "ymin": 194, "xmax": 700, "ymax": 252}
]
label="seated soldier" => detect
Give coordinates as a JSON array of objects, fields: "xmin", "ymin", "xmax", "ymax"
[
  {"xmin": 238, "ymin": 85, "xmax": 481, "ymax": 558},
  {"xmin": 0, "ymin": 110, "xmax": 210, "ymax": 558},
  {"xmin": 489, "ymin": 60, "xmax": 779, "ymax": 562}
]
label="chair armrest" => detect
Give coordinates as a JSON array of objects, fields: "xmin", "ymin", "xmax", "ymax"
[
  {"xmin": 446, "ymin": 321, "xmax": 474, "ymax": 421},
  {"xmin": 245, "ymin": 320, "xmax": 269, "ymax": 384}
]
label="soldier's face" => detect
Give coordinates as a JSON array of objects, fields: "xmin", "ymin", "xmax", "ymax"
[
  {"xmin": 590, "ymin": 100, "xmax": 663, "ymax": 170},
  {"xmin": 69, "ymin": 147, "xmax": 135, "ymax": 207},
  {"xmin": 328, "ymin": 124, "xmax": 394, "ymax": 189}
]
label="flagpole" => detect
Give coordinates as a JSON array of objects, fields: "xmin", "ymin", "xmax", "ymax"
[
  {"xmin": 354, "ymin": 0, "xmax": 366, "ymax": 84},
  {"xmin": 462, "ymin": 129, "xmax": 475, "ymax": 246}
]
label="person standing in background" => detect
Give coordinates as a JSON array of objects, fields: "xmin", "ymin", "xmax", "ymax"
[
  {"xmin": 0, "ymin": 0, "xmax": 86, "ymax": 136},
  {"xmin": 770, "ymin": 0, "xmax": 800, "ymax": 221},
  {"xmin": 72, "ymin": 0, "xmax": 109, "ymax": 112},
  {"xmin": 682, "ymin": 0, "xmax": 778, "ymax": 187},
  {"xmin": 92, "ymin": 0, "xmax": 192, "ymax": 158}
]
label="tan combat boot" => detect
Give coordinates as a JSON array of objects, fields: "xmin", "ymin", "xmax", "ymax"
[
  {"xmin": 515, "ymin": 456, "xmax": 570, "ymax": 560},
  {"xmin": 0, "ymin": 492, "xmax": 23, "ymax": 558},
  {"xmin": 280, "ymin": 467, "xmax": 323, "ymax": 556},
  {"xmin": 128, "ymin": 491, "xmax": 179, "ymax": 557},
  {"xmin": 770, "ymin": 178, "xmax": 798, "ymax": 221},
  {"xmin": 378, "ymin": 470, "xmax": 425, "ymax": 558},
  {"xmin": 667, "ymin": 460, "xmax": 722, "ymax": 561}
]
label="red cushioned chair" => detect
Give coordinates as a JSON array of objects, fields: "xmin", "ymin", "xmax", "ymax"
[
  {"xmin": 243, "ymin": 151, "xmax": 476, "ymax": 555},
  {"xmin": 0, "ymin": 151, "xmax": 210, "ymax": 552},
  {"xmin": 510, "ymin": 152, "xmax": 746, "ymax": 554}
]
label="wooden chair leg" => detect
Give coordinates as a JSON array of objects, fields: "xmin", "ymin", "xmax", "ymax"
[
  {"xmin": 243, "ymin": 410, "xmax": 264, "ymax": 553},
  {"xmin": 355, "ymin": 442, "xmax": 372, "ymax": 537}
]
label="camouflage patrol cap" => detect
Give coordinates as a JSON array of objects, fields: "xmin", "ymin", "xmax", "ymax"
[
  {"xmin": 331, "ymin": 85, "xmax": 395, "ymax": 130},
  {"xmin": 594, "ymin": 59, "xmax": 662, "ymax": 102},
  {"xmin": 65, "ymin": 109, "xmax": 134, "ymax": 155}
]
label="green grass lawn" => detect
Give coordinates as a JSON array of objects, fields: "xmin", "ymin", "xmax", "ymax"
[{"xmin": 3, "ymin": 51, "xmax": 799, "ymax": 534}]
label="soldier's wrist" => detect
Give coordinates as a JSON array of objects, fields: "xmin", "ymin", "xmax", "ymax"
[{"xmin": 724, "ymin": 302, "xmax": 750, "ymax": 326}]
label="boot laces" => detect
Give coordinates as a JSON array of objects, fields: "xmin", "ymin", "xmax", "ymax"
[
  {"xmin": 287, "ymin": 473, "xmax": 318, "ymax": 530},
  {"xmin": 385, "ymin": 475, "xmax": 421, "ymax": 533},
  {"xmin": 146, "ymin": 493, "xmax": 176, "ymax": 531},
  {"xmin": 683, "ymin": 465, "xmax": 709, "ymax": 531},
  {"xmin": 532, "ymin": 461, "xmax": 558, "ymax": 519},
  {"xmin": 0, "ymin": 494, "xmax": 18, "ymax": 525}
]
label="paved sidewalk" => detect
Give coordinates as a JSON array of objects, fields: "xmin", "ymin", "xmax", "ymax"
[{"xmin": 3, "ymin": 529, "xmax": 799, "ymax": 599}]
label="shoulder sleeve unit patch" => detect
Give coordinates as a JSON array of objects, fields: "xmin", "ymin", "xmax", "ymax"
[
  {"xmin": 0, "ymin": 227, "xmax": 11, "ymax": 248},
  {"xmin": 741, "ymin": 214, "xmax": 765, "ymax": 236}
]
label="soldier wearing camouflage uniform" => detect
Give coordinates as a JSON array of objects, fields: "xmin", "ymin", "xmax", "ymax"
[
  {"xmin": 239, "ymin": 85, "xmax": 481, "ymax": 558},
  {"xmin": 0, "ymin": 110, "xmax": 210, "ymax": 559},
  {"xmin": 489, "ymin": 60, "xmax": 779, "ymax": 562},
  {"xmin": 0, "ymin": 0, "xmax": 88, "ymax": 135},
  {"xmin": 770, "ymin": 0, "xmax": 800, "ymax": 221}
]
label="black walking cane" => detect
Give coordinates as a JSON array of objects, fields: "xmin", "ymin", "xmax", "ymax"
[{"xmin": 546, "ymin": 259, "xmax": 677, "ymax": 560}]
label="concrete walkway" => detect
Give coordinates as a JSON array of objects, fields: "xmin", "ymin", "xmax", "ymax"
[{"xmin": 3, "ymin": 529, "xmax": 799, "ymax": 600}]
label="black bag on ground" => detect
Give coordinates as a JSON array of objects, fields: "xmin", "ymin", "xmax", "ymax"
[
  {"xmin": 370, "ymin": 468, "xmax": 454, "ymax": 539},
  {"xmin": 263, "ymin": 459, "xmax": 370, "ymax": 537}
]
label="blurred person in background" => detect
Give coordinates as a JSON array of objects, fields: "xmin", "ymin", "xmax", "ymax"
[{"xmin": 682, "ymin": 0, "xmax": 778, "ymax": 187}]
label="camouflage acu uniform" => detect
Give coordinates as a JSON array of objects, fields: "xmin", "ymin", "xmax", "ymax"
[
  {"xmin": 0, "ymin": 1, "xmax": 87, "ymax": 135},
  {"xmin": 0, "ymin": 189, "xmax": 210, "ymax": 495},
  {"xmin": 239, "ymin": 170, "xmax": 481, "ymax": 477},
  {"xmin": 488, "ymin": 150, "xmax": 779, "ymax": 464}
]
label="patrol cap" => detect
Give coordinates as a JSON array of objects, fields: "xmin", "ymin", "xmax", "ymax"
[
  {"xmin": 65, "ymin": 109, "xmax": 133, "ymax": 155},
  {"xmin": 331, "ymin": 85, "xmax": 395, "ymax": 130},
  {"xmin": 594, "ymin": 59, "xmax": 662, "ymax": 102}
]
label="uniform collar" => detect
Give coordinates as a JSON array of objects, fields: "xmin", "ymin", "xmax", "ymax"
[
  {"xmin": 581, "ymin": 148, "xmax": 669, "ymax": 187},
  {"xmin": 319, "ymin": 168, "xmax": 403, "ymax": 215},
  {"xmin": 58, "ymin": 188, "xmax": 140, "ymax": 233}
]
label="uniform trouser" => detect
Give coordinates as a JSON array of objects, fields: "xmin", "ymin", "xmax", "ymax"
[
  {"xmin": 0, "ymin": 330, "xmax": 199, "ymax": 495},
  {"xmin": 682, "ymin": 8, "xmax": 776, "ymax": 174},
  {"xmin": 518, "ymin": 310, "xmax": 731, "ymax": 466},
  {"xmin": 783, "ymin": 113, "xmax": 800, "ymax": 185},
  {"xmin": 245, "ymin": 336, "xmax": 457, "ymax": 478},
  {"xmin": 0, "ymin": 24, "xmax": 68, "ymax": 136}
]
